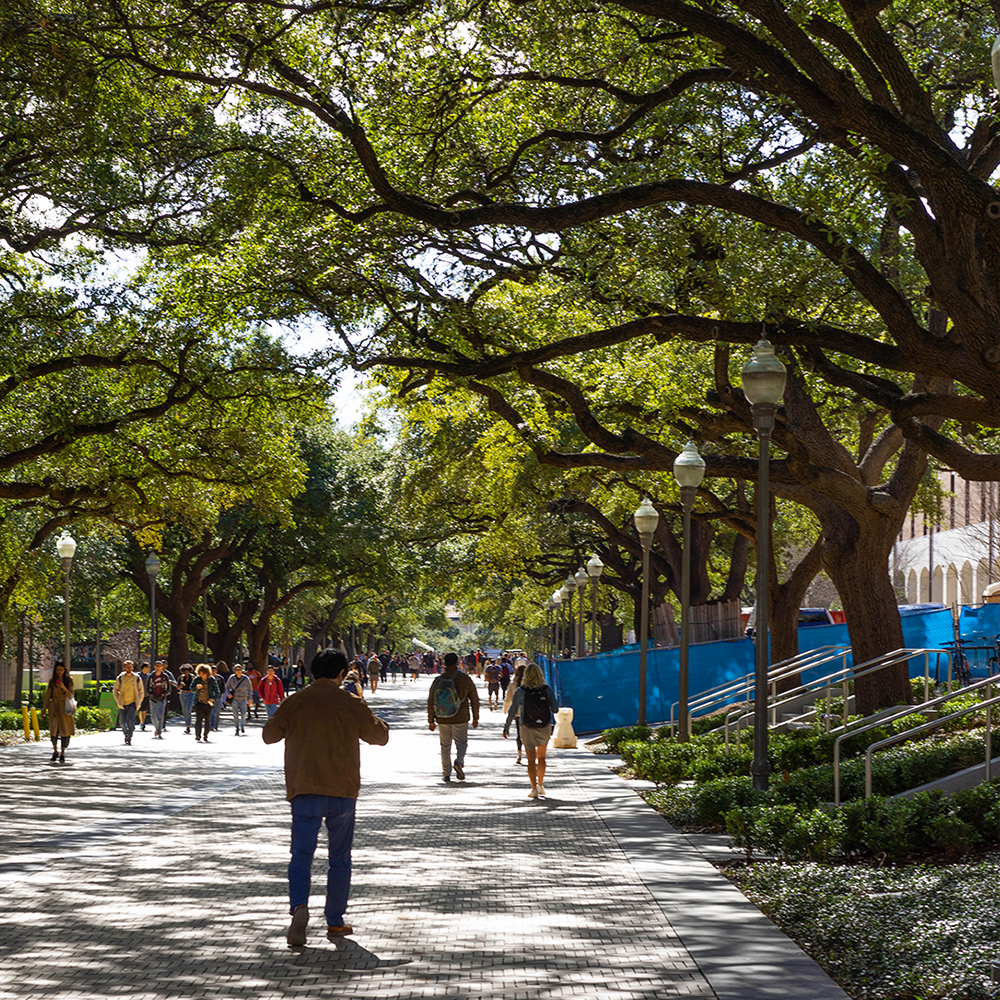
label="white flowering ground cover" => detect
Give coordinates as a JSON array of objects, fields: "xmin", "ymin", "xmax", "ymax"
[{"xmin": 727, "ymin": 858, "xmax": 1000, "ymax": 1000}]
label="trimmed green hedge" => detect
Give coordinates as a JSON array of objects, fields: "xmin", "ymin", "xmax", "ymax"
[
  {"xmin": 724, "ymin": 781, "xmax": 1000, "ymax": 861},
  {"xmin": 0, "ymin": 707, "xmax": 114, "ymax": 731}
]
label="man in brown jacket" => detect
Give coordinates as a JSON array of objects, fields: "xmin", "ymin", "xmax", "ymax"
[
  {"xmin": 428, "ymin": 651, "xmax": 480, "ymax": 783},
  {"xmin": 263, "ymin": 648, "xmax": 389, "ymax": 947}
]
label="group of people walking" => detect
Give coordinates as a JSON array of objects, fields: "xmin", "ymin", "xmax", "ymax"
[
  {"xmin": 110, "ymin": 659, "xmax": 291, "ymax": 745},
  {"xmin": 425, "ymin": 653, "xmax": 558, "ymax": 798},
  {"xmin": 263, "ymin": 647, "xmax": 558, "ymax": 948}
]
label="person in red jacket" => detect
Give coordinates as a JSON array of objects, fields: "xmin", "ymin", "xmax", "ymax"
[{"xmin": 260, "ymin": 665, "xmax": 285, "ymax": 719}]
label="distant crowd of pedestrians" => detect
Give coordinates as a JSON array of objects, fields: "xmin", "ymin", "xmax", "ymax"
[{"xmin": 109, "ymin": 657, "xmax": 306, "ymax": 744}]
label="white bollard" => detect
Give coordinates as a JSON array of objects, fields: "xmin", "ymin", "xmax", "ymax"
[{"xmin": 552, "ymin": 707, "xmax": 578, "ymax": 748}]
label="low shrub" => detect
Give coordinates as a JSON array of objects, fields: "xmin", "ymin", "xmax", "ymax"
[
  {"xmin": 724, "ymin": 781, "xmax": 1000, "ymax": 861},
  {"xmin": 0, "ymin": 706, "xmax": 113, "ymax": 731},
  {"xmin": 598, "ymin": 725, "xmax": 652, "ymax": 753}
]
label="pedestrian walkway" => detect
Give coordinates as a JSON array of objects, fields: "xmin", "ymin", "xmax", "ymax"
[{"xmin": 0, "ymin": 680, "xmax": 849, "ymax": 1000}]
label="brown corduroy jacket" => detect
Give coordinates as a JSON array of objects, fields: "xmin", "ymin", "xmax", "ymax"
[{"xmin": 262, "ymin": 678, "xmax": 390, "ymax": 801}]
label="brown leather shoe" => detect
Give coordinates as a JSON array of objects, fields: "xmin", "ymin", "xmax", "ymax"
[
  {"xmin": 287, "ymin": 905, "xmax": 308, "ymax": 947},
  {"xmin": 327, "ymin": 924, "xmax": 353, "ymax": 938}
]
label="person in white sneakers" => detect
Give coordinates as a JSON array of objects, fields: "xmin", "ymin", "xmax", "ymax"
[{"xmin": 503, "ymin": 663, "xmax": 557, "ymax": 798}]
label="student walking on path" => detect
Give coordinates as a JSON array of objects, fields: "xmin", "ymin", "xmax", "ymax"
[
  {"xmin": 427, "ymin": 651, "xmax": 479, "ymax": 783},
  {"xmin": 113, "ymin": 660, "xmax": 144, "ymax": 746},
  {"xmin": 147, "ymin": 660, "xmax": 176, "ymax": 739},
  {"xmin": 263, "ymin": 648, "xmax": 389, "ymax": 947},
  {"xmin": 502, "ymin": 661, "xmax": 526, "ymax": 765},
  {"xmin": 42, "ymin": 661, "xmax": 74, "ymax": 765},
  {"xmin": 259, "ymin": 665, "xmax": 285, "ymax": 718},
  {"xmin": 225, "ymin": 664, "xmax": 254, "ymax": 734},
  {"xmin": 504, "ymin": 663, "xmax": 557, "ymax": 798},
  {"xmin": 193, "ymin": 664, "xmax": 219, "ymax": 742},
  {"xmin": 177, "ymin": 665, "xmax": 196, "ymax": 734}
]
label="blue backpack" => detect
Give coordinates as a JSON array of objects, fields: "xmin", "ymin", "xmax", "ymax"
[{"xmin": 433, "ymin": 676, "xmax": 463, "ymax": 717}]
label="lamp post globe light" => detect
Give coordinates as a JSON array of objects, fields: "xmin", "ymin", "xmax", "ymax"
[
  {"xmin": 672, "ymin": 441, "xmax": 706, "ymax": 743},
  {"xmin": 563, "ymin": 573, "xmax": 577, "ymax": 656},
  {"xmin": 633, "ymin": 497, "xmax": 660, "ymax": 726},
  {"xmin": 586, "ymin": 553, "xmax": 604, "ymax": 655},
  {"xmin": 56, "ymin": 531, "xmax": 77, "ymax": 678},
  {"xmin": 741, "ymin": 338, "xmax": 787, "ymax": 791},
  {"xmin": 574, "ymin": 566, "xmax": 589, "ymax": 654},
  {"xmin": 145, "ymin": 550, "xmax": 161, "ymax": 664}
]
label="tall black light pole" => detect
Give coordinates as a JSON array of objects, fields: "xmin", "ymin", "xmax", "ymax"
[
  {"xmin": 587, "ymin": 553, "xmax": 604, "ymax": 654},
  {"xmin": 563, "ymin": 573, "xmax": 577, "ymax": 656},
  {"xmin": 56, "ymin": 532, "xmax": 77, "ymax": 677},
  {"xmin": 673, "ymin": 441, "xmax": 706, "ymax": 743},
  {"xmin": 553, "ymin": 590, "xmax": 564, "ymax": 656},
  {"xmin": 145, "ymin": 550, "xmax": 161, "ymax": 664},
  {"xmin": 634, "ymin": 497, "xmax": 660, "ymax": 726},
  {"xmin": 574, "ymin": 566, "xmax": 588, "ymax": 654},
  {"xmin": 201, "ymin": 566, "xmax": 210, "ymax": 657},
  {"xmin": 741, "ymin": 339, "xmax": 787, "ymax": 791}
]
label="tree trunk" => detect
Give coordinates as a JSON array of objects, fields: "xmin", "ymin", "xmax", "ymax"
[
  {"xmin": 770, "ymin": 539, "xmax": 825, "ymax": 693},
  {"xmin": 600, "ymin": 612, "xmax": 622, "ymax": 652},
  {"xmin": 245, "ymin": 615, "xmax": 271, "ymax": 671},
  {"xmin": 822, "ymin": 518, "xmax": 911, "ymax": 715}
]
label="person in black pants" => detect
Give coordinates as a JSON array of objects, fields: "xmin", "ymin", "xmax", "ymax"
[{"xmin": 193, "ymin": 664, "xmax": 219, "ymax": 742}]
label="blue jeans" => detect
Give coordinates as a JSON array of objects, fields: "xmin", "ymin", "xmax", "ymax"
[
  {"xmin": 233, "ymin": 700, "xmax": 249, "ymax": 730},
  {"xmin": 266, "ymin": 702, "xmax": 278, "ymax": 718},
  {"xmin": 150, "ymin": 700, "xmax": 167, "ymax": 734},
  {"xmin": 120, "ymin": 702, "xmax": 137, "ymax": 739},
  {"xmin": 288, "ymin": 795, "xmax": 356, "ymax": 927},
  {"xmin": 179, "ymin": 691, "xmax": 195, "ymax": 729},
  {"xmin": 211, "ymin": 697, "xmax": 222, "ymax": 729}
]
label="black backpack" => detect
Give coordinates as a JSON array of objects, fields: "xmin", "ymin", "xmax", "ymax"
[{"xmin": 521, "ymin": 687, "xmax": 551, "ymax": 727}]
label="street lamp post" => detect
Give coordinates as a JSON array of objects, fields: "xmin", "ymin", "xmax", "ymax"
[
  {"xmin": 741, "ymin": 338, "xmax": 787, "ymax": 791},
  {"xmin": 545, "ymin": 599, "xmax": 555, "ymax": 659},
  {"xmin": 56, "ymin": 532, "xmax": 77, "ymax": 677},
  {"xmin": 634, "ymin": 498, "xmax": 660, "ymax": 726},
  {"xmin": 552, "ymin": 590, "xmax": 564, "ymax": 656},
  {"xmin": 201, "ymin": 567, "xmax": 210, "ymax": 657},
  {"xmin": 563, "ymin": 574, "xmax": 577, "ymax": 656},
  {"xmin": 574, "ymin": 566, "xmax": 588, "ymax": 654},
  {"xmin": 586, "ymin": 553, "xmax": 604, "ymax": 654},
  {"xmin": 95, "ymin": 593, "xmax": 102, "ymax": 683},
  {"xmin": 145, "ymin": 550, "xmax": 161, "ymax": 664},
  {"xmin": 673, "ymin": 441, "xmax": 706, "ymax": 743}
]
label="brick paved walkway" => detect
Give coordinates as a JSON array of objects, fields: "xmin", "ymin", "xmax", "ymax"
[{"xmin": 0, "ymin": 679, "xmax": 848, "ymax": 1000}]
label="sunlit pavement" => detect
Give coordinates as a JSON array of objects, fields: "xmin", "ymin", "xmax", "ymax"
[{"xmin": 0, "ymin": 678, "xmax": 847, "ymax": 1000}]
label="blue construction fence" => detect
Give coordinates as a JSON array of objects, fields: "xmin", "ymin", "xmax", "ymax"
[{"xmin": 539, "ymin": 603, "xmax": 1000, "ymax": 734}]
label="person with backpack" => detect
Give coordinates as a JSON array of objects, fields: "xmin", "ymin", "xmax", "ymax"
[
  {"xmin": 342, "ymin": 669, "xmax": 364, "ymax": 698},
  {"xmin": 503, "ymin": 662, "xmax": 557, "ymax": 798},
  {"xmin": 427, "ymin": 651, "xmax": 480, "ymax": 782},
  {"xmin": 225, "ymin": 663, "xmax": 254, "ymax": 734},
  {"xmin": 147, "ymin": 659, "xmax": 177, "ymax": 739}
]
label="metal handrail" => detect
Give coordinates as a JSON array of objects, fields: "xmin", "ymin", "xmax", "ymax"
[
  {"xmin": 670, "ymin": 645, "xmax": 847, "ymax": 738},
  {"xmin": 832, "ymin": 671, "xmax": 997, "ymax": 804},
  {"xmin": 724, "ymin": 648, "xmax": 943, "ymax": 753},
  {"xmin": 864, "ymin": 685, "xmax": 1000, "ymax": 799},
  {"xmin": 720, "ymin": 646, "xmax": 852, "ymax": 748}
]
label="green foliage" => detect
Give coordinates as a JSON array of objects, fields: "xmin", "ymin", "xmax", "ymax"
[
  {"xmin": 0, "ymin": 707, "xmax": 113, "ymax": 731},
  {"xmin": 730, "ymin": 854, "xmax": 1000, "ymax": 999},
  {"xmin": 725, "ymin": 785, "xmax": 995, "ymax": 863}
]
